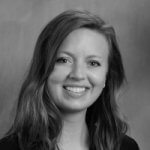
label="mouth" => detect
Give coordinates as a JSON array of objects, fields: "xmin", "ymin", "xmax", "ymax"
[
  {"xmin": 64, "ymin": 86, "xmax": 86, "ymax": 93},
  {"xmin": 63, "ymin": 85, "xmax": 90, "ymax": 97}
]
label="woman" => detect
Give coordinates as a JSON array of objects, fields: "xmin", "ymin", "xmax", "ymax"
[{"xmin": 0, "ymin": 10, "xmax": 139, "ymax": 150}]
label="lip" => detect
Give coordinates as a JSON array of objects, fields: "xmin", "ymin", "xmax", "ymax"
[
  {"xmin": 63, "ymin": 84, "xmax": 90, "ymax": 98},
  {"xmin": 63, "ymin": 84, "xmax": 90, "ymax": 89}
]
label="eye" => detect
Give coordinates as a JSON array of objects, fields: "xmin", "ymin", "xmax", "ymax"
[
  {"xmin": 56, "ymin": 57, "xmax": 70, "ymax": 64},
  {"xmin": 88, "ymin": 60, "xmax": 101, "ymax": 67}
]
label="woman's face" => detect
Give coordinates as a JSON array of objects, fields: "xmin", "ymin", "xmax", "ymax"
[{"xmin": 48, "ymin": 28, "xmax": 109, "ymax": 113}]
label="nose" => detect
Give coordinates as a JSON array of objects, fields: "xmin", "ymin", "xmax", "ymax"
[{"xmin": 68, "ymin": 62, "xmax": 86, "ymax": 81}]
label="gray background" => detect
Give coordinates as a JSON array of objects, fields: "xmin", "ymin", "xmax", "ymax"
[{"xmin": 0, "ymin": 0, "xmax": 150, "ymax": 150}]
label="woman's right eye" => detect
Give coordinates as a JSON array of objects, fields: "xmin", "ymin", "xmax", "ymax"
[{"xmin": 56, "ymin": 57, "xmax": 69, "ymax": 64}]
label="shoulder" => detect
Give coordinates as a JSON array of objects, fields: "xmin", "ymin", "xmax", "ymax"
[
  {"xmin": 120, "ymin": 135, "xmax": 140, "ymax": 150},
  {"xmin": 0, "ymin": 134, "xmax": 20, "ymax": 150}
]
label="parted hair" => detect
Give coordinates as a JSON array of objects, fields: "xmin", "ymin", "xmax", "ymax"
[{"xmin": 7, "ymin": 9, "xmax": 127, "ymax": 150}]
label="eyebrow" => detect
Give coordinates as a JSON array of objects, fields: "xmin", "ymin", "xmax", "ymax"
[
  {"xmin": 59, "ymin": 52, "xmax": 102, "ymax": 59},
  {"xmin": 87, "ymin": 55, "xmax": 102, "ymax": 59},
  {"xmin": 58, "ymin": 51, "xmax": 73, "ymax": 57}
]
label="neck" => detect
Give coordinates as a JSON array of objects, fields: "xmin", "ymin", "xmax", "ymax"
[{"xmin": 58, "ymin": 110, "xmax": 89, "ymax": 150}]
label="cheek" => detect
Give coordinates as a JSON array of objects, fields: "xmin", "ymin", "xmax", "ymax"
[
  {"xmin": 88, "ymin": 69, "xmax": 107, "ymax": 87},
  {"xmin": 48, "ymin": 66, "xmax": 69, "ymax": 84},
  {"xmin": 47, "ymin": 66, "xmax": 69, "ymax": 102},
  {"xmin": 88, "ymin": 70, "xmax": 107, "ymax": 104}
]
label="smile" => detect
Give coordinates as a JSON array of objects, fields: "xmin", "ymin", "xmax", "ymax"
[
  {"xmin": 63, "ymin": 85, "xmax": 89, "ymax": 98},
  {"xmin": 64, "ymin": 86, "xmax": 86, "ymax": 93}
]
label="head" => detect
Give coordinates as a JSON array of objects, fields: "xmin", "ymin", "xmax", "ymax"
[
  {"xmin": 31, "ymin": 9, "xmax": 125, "ymax": 114},
  {"xmin": 11, "ymin": 9, "xmax": 127, "ymax": 150}
]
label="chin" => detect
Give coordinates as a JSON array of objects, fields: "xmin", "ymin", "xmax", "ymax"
[{"xmin": 56, "ymin": 100, "xmax": 94, "ymax": 114}]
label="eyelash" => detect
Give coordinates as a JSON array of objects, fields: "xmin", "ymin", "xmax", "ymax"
[
  {"xmin": 88, "ymin": 60, "xmax": 101, "ymax": 67},
  {"xmin": 56, "ymin": 57, "xmax": 70, "ymax": 63},
  {"xmin": 56, "ymin": 57, "xmax": 101, "ymax": 67}
]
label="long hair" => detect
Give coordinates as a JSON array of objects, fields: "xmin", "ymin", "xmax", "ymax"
[{"xmin": 7, "ymin": 10, "xmax": 127, "ymax": 150}]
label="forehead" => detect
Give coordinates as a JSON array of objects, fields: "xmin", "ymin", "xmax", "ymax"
[{"xmin": 58, "ymin": 28, "xmax": 109, "ymax": 58}]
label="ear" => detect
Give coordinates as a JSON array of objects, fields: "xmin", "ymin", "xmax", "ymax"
[{"xmin": 103, "ymin": 83, "xmax": 105, "ymax": 88}]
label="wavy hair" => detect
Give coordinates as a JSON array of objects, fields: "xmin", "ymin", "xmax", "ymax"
[{"xmin": 7, "ymin": 10, "xmax": 127, "ymax": 150}]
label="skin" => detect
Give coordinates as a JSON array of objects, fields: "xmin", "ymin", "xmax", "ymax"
[
  {"xmin": 48, "ymin": 28, "xmax": 109, "ymax": 113},
  {"xmin": 47, "ymin": 28, "xmax": 109, "ymax": 150}
]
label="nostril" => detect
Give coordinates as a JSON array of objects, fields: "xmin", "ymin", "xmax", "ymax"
[
  {"xmin": 68, "ymin": 71, "xmax": 85, "ymax": 81},
  {"xmin": 68, "ymin": 73, "xmax": 85, "ymax": 81},
  {"xmin": 69, "ymin": 71, "xmax": 85, "ymax": 80}
]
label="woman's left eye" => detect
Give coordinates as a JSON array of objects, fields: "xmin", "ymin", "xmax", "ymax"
[{"xmin": 88, "ymin": 61, "xmax": 101, "ymax": 67}]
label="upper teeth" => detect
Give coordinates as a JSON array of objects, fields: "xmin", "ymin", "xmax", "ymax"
[{"xmin": 65, "ymin": 87, "xmax": 86, "ymax": 93}]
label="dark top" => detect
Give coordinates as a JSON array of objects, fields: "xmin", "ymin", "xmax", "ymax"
[{"xmin": 0, "ymin": 134, "xmax": 139, "ymax": 150}]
